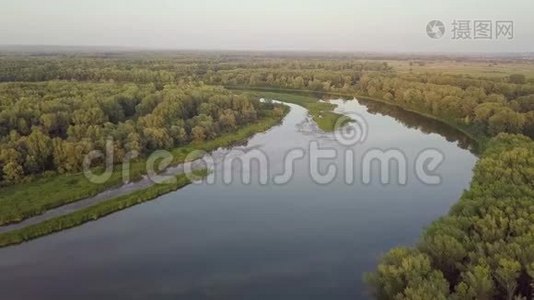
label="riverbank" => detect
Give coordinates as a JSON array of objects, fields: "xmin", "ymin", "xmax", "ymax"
[
  {"xmin": 0, "ymin": 173, "xmax": 202, "ymax": 247},
  {"xmin": 232, "ymin": 87, "xmax": 345, "ymax": 132},
  {"xmin": 227, "ymin": 86, "xmax": 488, "ymax": 152},
  {"xmin": 0, "ymin": 106, "xmax": 289, "ymax": 227},
  {"xmin": 0, "ymin": 159, "xmax": 208, "ymax": 234}
]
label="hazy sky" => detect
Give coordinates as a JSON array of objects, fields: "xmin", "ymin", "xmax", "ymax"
[{"xmin": 1, "ymin": 0, "xmax": 533, "ymax": 53}]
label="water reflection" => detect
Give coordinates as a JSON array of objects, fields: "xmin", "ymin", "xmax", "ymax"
[
  {"xmin": 278, "ymin": 90, "xmax": 477, "ymax": 153},
  {"xmin": 353, "ymin": 97, "xmax": 476, "ymax": 153}
]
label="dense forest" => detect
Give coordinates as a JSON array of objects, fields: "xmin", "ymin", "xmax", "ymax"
[{"xmin": 0, "ymin": 81, "xmax": 271, "ymax": 184}]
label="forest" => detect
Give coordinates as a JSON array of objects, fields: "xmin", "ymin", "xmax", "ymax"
[{"xmin": 0, "ymin": 81, "xmax": 268, "ymax": 184}]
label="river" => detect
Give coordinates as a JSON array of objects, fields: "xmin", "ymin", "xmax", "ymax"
[{"xmin": 0, "ymin": 98, "xmax": 477, "ymax": 299}]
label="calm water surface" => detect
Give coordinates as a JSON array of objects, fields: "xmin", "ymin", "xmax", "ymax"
[{"xmin": 0, "ymin": 98, "xmax": 477, "ymax": 299}]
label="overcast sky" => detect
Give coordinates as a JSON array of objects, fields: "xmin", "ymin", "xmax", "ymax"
[{"xmin": 1, "ymin": 0, "xmax": 533, "ymax": 53}]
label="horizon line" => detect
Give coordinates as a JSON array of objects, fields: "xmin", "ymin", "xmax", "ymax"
[{"xmin": 1, "ymin": 44, "xmax": 534, "ymax": 58}]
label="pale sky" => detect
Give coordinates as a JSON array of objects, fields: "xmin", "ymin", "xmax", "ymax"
[{"xmin": 1, "ymin": 0, "xmax": 533, "ymax": 53}]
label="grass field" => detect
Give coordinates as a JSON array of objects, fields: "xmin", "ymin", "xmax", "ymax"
[{"xmin": 384, "ymin": 59, "xmax": 534, "ymax": 79}]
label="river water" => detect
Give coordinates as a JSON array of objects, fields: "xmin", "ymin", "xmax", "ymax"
[{"xmin": 0, "ymin": 98, "xmax": 477, "ymax": 299}]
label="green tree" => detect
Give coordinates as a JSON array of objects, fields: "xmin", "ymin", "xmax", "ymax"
[
  {"xmin": 488, "ymin": 109, "xmax": 526, "ymax": 135},
  {"xmin": 495, "ymin": 259, "xmax": 521, "ymax": 300},
  {"xmin": 453, "ymin": 264, "xmax": 494, "ymax": 300},
  {"xmin": 25, "ymin": 128, "xmax": 53, "ymax": 173},
  {"xmin": 509, "ymin": 74, "xmax": 526, "ymax": 84}
]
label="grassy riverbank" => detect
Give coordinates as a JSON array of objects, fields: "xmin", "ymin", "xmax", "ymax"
[
  {"xmin": 0, "ymin": 172, "xmax": 204, "ymax": 248},
  {"xmin": 231, "ymin": 87, "xmax": 345, "ymax": 132},
  {"xmin": 0, "ymin": 107, "xmax": 288, "ymax": 226}
]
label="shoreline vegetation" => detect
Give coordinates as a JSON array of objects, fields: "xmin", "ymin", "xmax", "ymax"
[
  {"xmin": 234, "ymin": 88, "xmax": 345, "ymax": 132},
  {"xmin": 0, "ymin": 103, "xmax": 288, "ymax": 226},
  {"xmin": 0, "ymin": 172, "xmax": 202, "ymax": 247},
  {"xmin": 0, "ymin": 105, "xmax": 288, "ymax": 247}
]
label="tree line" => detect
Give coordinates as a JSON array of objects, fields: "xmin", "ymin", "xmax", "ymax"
[{"xmin": 201, "ymin": 68, "xmax": 534, "ymax": 139}]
